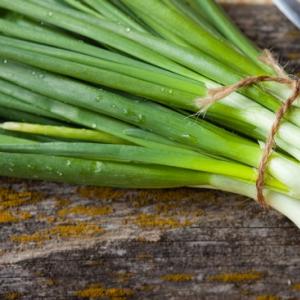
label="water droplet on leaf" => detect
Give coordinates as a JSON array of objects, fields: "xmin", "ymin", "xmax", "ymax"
[
  {"xmin": 95, "ymin": 162, "xmax": 103, "ymax": 173},
  {"xmin": 181, "ymin": 134, "xmax": 191, "ymax": 139}
]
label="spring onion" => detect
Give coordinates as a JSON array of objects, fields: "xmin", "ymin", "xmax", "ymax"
[{"xmin": 0, "ymin": 0, "xmax": 299, "ymax": 228}]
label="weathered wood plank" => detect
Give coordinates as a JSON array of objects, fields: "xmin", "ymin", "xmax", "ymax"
[{"xmin": 0, "ymin": 4, "xmax": 300, "ymax": 300}]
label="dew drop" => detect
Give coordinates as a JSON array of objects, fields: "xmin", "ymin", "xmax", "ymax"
[
  {"xmin": 3, "ymin": 59, "xmax": 7, "ymax": 64},
  {"xmin": 181, "ymin": 133, "xmax": 191, "ymax": 139},
  {"xmin": 168, "ymin": 89, "xmax": 173, "ymax": 94},
  {"xmin": 160, "ymin": 87, "xmax": 165, "ymax": 92},
  {"xmin": 31, "ymin": 71, "xmax": 36, "ymax": 76},
  {"xmin": 95, "ymin": 162, "xmax": 103, "ymax": 173},
  {"xmin": 125, "ymin": 27, "xmax": 131, "ymax": 32},
  {"xmin": 48, "ymin": 11, "xmax": 53, "ymax": 17},
  {"xmin": 66, "ymin": 160, "xmax": 71, "ymax": 166},
  {"xmin": 123, "ymin": 108, "xmax": 129, "ymax": 115},
  {"xmin": 137, "ymin": 114, "xmax": 145, "ymax": 122},
  {"xmin": 91, "ymin": 123, "xmax": 97, "ymax": 129},
  {"xmin": 95, "ymin": 95, "xmax": 102, "ymax": 102},
  {"xmin": 57, "ymin": 171, "xmax": 63, "ymax": 176}
]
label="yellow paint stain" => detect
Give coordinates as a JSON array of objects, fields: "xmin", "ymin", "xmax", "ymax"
[
  {"xmin": 75, "ymin": 283, "xmax": 133, "ymax": 299},
  {"xmin": 0, "ymin": 211, "xmax": 18, "ymax": 223},
  {"xmin": 134, "ymin": 213, "xmax": 191, "ymax": 229},
  {"xmin": 208, "ymin": 271, "xmax": 263, "ymax": 282},
  {"xmin": 4, "ymin": 292, "xmax": 20, "ymax": 300},
  {"xmin": 161, "ymin": 273, "xmax": 193, "ymax": 282},
  {"xmin": 256, "ymin": 295, "xmax": 280, "ymax": 300},
  {"xmin": 58, "ymin": 205, "xmax": 113, "ymax": 217},
  {"xmin": 292, "ymin": 283, "xmax": 300, "ymax": 290},
  {"xmin": 11, "ymin": 223, "xmax": 104, "ymax": 244}
]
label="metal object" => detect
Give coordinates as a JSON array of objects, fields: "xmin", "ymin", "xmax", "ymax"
[{"xmin": 274, "ymin": 0, "xmax": 300, "ymax": 29}]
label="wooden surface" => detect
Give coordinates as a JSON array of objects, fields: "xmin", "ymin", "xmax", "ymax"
[{"xmin": 1, "ymin": 4, "xmax": 300, "ymax": 300}]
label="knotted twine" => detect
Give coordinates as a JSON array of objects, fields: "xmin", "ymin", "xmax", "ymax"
[{"xmin": 195, "ymin": 50, "xmax": 300, "ymax": 207}]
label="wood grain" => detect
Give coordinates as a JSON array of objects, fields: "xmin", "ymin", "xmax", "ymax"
[{"xmin": 1, "ymin": 4, "xmax": 300, "ymax": 300}]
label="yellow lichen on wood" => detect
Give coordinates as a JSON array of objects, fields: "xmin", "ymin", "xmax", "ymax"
[
  {"xmin": 130, "ymin": 188, "xmax": 207, "ymax": 208},
  {"xmin": 115, "ymin": 272, "xmax": 134, "ymax": 284},
  {"xmin": 208, "ymin": 271, "xmax": 264, "ymax": 282},
  {"xmin": 45, "ymin": 278, "xmax": 57, "ymax": 287},
  {"xmin": 49, "ymin": 224, "xmax": 103, "ymax": 238},
  {"xmin": 256, "ymin": 295, "xmax": 280, "ymax": 300},
  {"xmin": 37, "ymin": 214, "xmax": 56, "ymax": 224},
  {"xmin": 4, "ymin": 292, "xmax": 21, "ymax": 300},
  {"xmin": 0, "ymin": 209, "xmax": 32, "ymax": 224},
  {"xmin": 75, "ymin": 283, "xmax": 134, "ymax": 299},
  {"xmin": 58, "ymin": 205, "xmax": 113, "ymax": 217},
  {"xmin": 0, "ymin": 188, "xmax": 42, "ymax": 209},
  {"xmin": 17, "ymin": 211, "xmax": 32, "ymax": 221},
  {"xmin": 287, "ymin": 53, "xmax": 300, "ymax": 60},
  {"xmin": 77, "ymin": 187, "xmax": 126, "ymax": 200},
  {"xmin": 0, "ymin": 211, "xmax": 18, "ymax": 223},
  {"xmin": 137, "ymin": 284, "xmax": 155, "ymax": 292},
  {"xmin": 155, "ymin": 202, "xmax": 204, "ymax": 218},
  {"xmin": 55, "ymin": 198, "xmax": 71, "ymax": 208},
  {"xmin": 134, "ymin": 213, "xmax": 191, "ymax": 229},
  {"xmin": 136, "ymin": 252, "xmax": 153, "ymax": 260},
  {"xmin": 161, "ymin": 273, "xmax": 193, "ymax": 282},
  {"xmin": 292, "ymin": 283, "xmax": 300, "ymax": 290},
  {"xmin": 11, "ymin": 223, "xmax": 104, "ymax": 244}
]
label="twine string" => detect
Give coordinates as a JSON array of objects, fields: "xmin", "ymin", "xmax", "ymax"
[{"xmin": 195, "ymin": 50, "xmax": 300, "ymax": 207}]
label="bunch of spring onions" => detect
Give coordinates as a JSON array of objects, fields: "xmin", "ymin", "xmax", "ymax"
[{"xmin": 0, "ymin": 0, "xmax": 300, "ymax": 227}]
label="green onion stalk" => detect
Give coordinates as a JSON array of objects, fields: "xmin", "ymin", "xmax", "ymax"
[
  {"xmin": 1, "ymin": 35, "xmax": 299, "ymax": 162},
  {"xmin": 1, "ymin": 2, "xmax": 300, "ymax": 157},
  {"xmin": 0, "ymin": 144, "xmax": 299, "ymax": 228},
  {"xmin": 1, "ymin": 60, "xmax": 300, "ymax": 198},
  {"xmin": 0, "ymin": 0, "xmax": 300, "ymax": 227}
]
